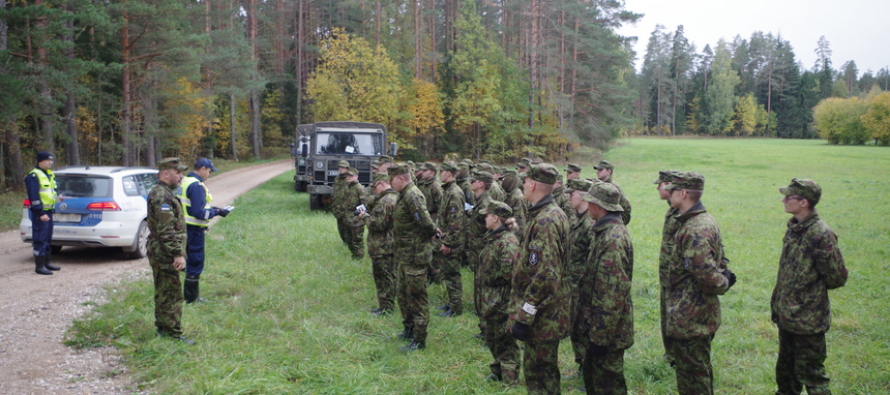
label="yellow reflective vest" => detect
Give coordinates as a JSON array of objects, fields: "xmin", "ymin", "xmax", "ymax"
[
  {"xmin": 29, "ymin": 168, "xmax": 57, "ymax": 211},
  {"xmin": 177, "ymin": 176, "xmax": 213, "ymax": 227}
]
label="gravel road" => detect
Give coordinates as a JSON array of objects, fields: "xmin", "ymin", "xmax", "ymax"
[{"xmin": 0, "ymin": 160, "xmax": 293, "ymax": 394}]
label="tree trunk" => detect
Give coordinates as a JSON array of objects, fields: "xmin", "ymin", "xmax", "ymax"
[
  {"xmin": 121, "ymin": 11, "xmax": 132, "ymax": 166},
  {"xmin": 413, "ymin": 0, "xmax": 421, "ymax": 79},
  {"xmin": 528, "ymin": 0, "xmax": 539, "ymax": 129},
  {"xmin": 230, "ymin": 92, "xmax": 237, "ymax": 161}
]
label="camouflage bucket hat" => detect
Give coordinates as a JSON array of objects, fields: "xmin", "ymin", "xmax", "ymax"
[
  {"xmin": 653, "ymin": 169, "xmax": 682, "ymax": 184},
  {"xmin": 387, "ymin": 164, "xmax": 410, "ymax": 178},
  {"xmin": 565, "ymin": 178, "xmax": 594, "ymax": 193},
  {"xmin": 158, "ymin": 157, "xmax": 188, "ymax": 171},
  {"xmin": 470, "ymin": 171, "xmax": 494, "ymax": 184},
  {"xmin": 565, "ymin": 163, "xmax": 581, "ymax": 173},
  {"xmin": 583, "ymin": 182, "xmax": 624, "ymax": 212},
  {"xmin": 525, "ymin": 163, "xmax": 558, "ymax": 185},
  {"xmin": 593, "ymin": 160, "xmax": 614, "ymax": 170},
  {"xmin": 440, "ymin": 161, "xmax": 459, "ymax": 173},
  {"xmin": 479, "ymin": 200, "xmax": 513, "ymax": 218},
  {"xmin": 779, "ymin": 178, "xmax": 822, "ymax": 204},
  {"xmin": 338, "ymin": 160, "xmax": 350, "ymax": 168},
  {"xmin": 663, "ymin": 171, "xmax": 705, "ymax": 191}
]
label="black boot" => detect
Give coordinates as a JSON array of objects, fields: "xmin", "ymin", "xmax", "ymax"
[
  {"xmin": 184, "ymin": 275, "xmax": 199, "ymax": 304},
  {"xmin": 396, "ymin": 327, "xmax": 414, "ymax": 341},
  {"xmin": 35, "ymin": 255, "xmax": 52, "ymax": 275},
  {"xmin": 44, "ymin": 251, "xmax": 60, "ymax": 271},
  {"xmin": 399, "ymin": 340, "xmax": 425, "ymax": 352}
]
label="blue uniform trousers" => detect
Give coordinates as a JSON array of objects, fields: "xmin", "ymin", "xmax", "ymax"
[
  {"xmin": 185, "ymin": 225, "xmax": 206, "ymax": 277},
  {"xmin": 31, "ymin": 211, "xmax": 53, "ymax": 256}
]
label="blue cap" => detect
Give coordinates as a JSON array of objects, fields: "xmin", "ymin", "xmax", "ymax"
[
  {"xmin": 194, "ymin": 158, "xmax": 217, "ymax": 172},
  {"xmin": 37, "ymin": 151, "xmax": 53, "ymax": 162}
]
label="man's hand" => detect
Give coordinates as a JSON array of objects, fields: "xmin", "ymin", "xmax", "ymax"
[
  {"xmin": 440, "ymin": 245, "xmax": 452, "ymax": 255},
  {"xmin": 214, "ymin": 207, "xmax": 230, "ymax": 217},
  {"xmin": 40, "ymin": 214, "xmax": 50, "ymax": 222},
  {"xmin": 510, "ymin": 322, "xmax": 531, "ymax": 342},
  {"xmin": 173, "ymin": 256, "xmax": 186, "ymax": 271},
  {"xmin": 588, "ymin": 343, "xmax": 609, "ymax": 358}
]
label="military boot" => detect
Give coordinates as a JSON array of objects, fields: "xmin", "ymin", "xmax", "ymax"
[
  {"xmin": 502, "ymin": 369, "xmax": 519, "ymax": 386},
  {"xmin": 44, "ymin": 251, "xmax": 60, "ymax": 271},
  {"xmin": 34, "ymin": 255, "xmax": 52, "ymax": 275},
  {"xmin": 396, "ymin": 327, "xmax": 414, "ymax": 341},
  {"xmin": 399, "ymin": 340, "xmax": 425, "ymax": 352}
]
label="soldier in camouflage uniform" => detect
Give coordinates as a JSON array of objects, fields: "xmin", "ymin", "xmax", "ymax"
[
  {"xmin": 478, "ymin": 201, "xmax": 521, "ymax": 385},
  {"xmin": 565, "ymin": 163, "xmax": 581, "ymax": 181},
  {"xmin": 654, "ymin": 170, "xmax": 682, "ymax": 365},
  {"xmin": 336, "ymin": 168, "xmax": 367, "ymax": 259},
  {"xmin": 772, "ymin": 178, "xmax": 847, "ymax": 395},
  {"xmin": 467, "ymin": 171, "xmax": 496, "ymax": 337},
  {"xmin": 578, "ymin": 181, "xmax": 634, "ymax": 394},
  {"xmin": 358, "ymin": 174, "xmax": 399, "ymax": 315},
  {"xmin": 147, "ymin": 158, "xmax": 194, "ymax": 345},
  {"xmin": 594, "ymin": 160, "xmax": 632, "ymax": 225},
  {"xmin": 662, "ymin": 172, "xmax": 736, "ymax": 395},
  {"xmin": 509, "ymin": 163, "xmax": 571, "ymax": 395},
  {"xmin": 416, "ymin": 163, "xmax": 444, "ymax": 283},
  {"xmin": 455, "ymin": 161, "xmax": 475, "ymax": 271},
  {"xmin": 331, "ymin": 160, "xmax": 351, "ymax": 244},
  {"xmin": 476, "ymin": 162, "xmax": 506, "ymax": 201},
  {"xmin": 553, "ymin": 174, "xmax": 574, "ymax": 227},
  {"xmin": 377, "ymin": 155, "xmax": 394, "ymax": 174},
  {"xmin": 564, "ymin": 178, "xmax": 595, "ymax": 373},
  {"xmin": 389, "ymin": 164, "xmax": 438, "ymax": 351},
  {"xmin": 435, "ymin": 162, "xmax": 466, "ymax": 317},
  {"xmin": 501, "ymin": 170, "xmax": 527, "ymax": 239}
]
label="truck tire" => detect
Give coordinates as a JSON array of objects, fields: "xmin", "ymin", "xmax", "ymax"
[
  {"xmin": 309, "ymin": 194, "xmax": 323, "ymax": 210},
  {"xmin": 295, "ymin": 181, "xmax": 307, "ymax": 192}
]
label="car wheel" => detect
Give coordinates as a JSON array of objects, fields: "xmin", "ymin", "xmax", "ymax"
[{"xmin": 124, "ymin": 221, "xmax": 149, "ymax": 259}]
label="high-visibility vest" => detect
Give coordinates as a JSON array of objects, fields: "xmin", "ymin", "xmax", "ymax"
[
  {"xmin": 29, "ymin": 168, "xmax": 57, "ymax": 211},
  {"xmin": 177, "ymin": 176, "xmax": 213, "ymax": 227}
]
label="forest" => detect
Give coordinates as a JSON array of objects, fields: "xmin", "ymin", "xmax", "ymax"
[{"xmin": 1, "ymin": 0, "xmax": 887, "ymax": 189}]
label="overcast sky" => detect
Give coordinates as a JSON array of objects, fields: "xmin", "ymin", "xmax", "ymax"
[{"xmin": 617, "ymin": 0, "xmax": 890, "ymax": 76}]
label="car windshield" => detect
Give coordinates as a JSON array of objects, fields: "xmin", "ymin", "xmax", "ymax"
[
  {"xmin": 56, "ymin": 175, "xmax": 112, "ymax": 198},
  {"xmin": 316, "ymin": 132, "xmax": 382, "ymax": 155}
]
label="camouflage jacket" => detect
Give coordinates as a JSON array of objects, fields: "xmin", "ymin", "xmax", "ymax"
[
  {"xmin": 392, "ymin": 182, "xmax": 437, "ymax": 271},
  {"xmin": 439, "ymin": 180, "xmax": 466, "ymax": 249},
  {"xmin": 503, "ymin": 186, "xmax": 527, "ymax": 239},
  {"xmin": 147, "ymin": 181, "xmax": 186, "ymax": 260},
  {"xmin": 664, "ymin": 201, "xmax": 731, "ymax": 339},
  {"xmin": 553, "ymin": 185, "xmax": 574, "ymax": 227},
  {"xmin": 362, "ymin": 188, "xmax": 398, "ymax": 257},
  {"xmin": 479, "ymin": 226, "xmax": 520, "ymax": 319},
  {"xmin": 416, "ymin": 176, "xmax": 443, "ymax": 221},
  {"xmin": 577, "ymin": 212, "xmax": 634, "ymax": 349},
  {"xmin": 338, "ymin": 181, "xmax": 367, "ymax": 226},
  {"xmin": 567, "ymin": 209, "xmax": 594, "ymax": 289},
  {"xmin": 466, "ymin": 191, "xmax": 493, "ymax": 251},
  {"xmin": 771, "ymin": 211, "xmax": 847, "ymax": 335},
  {"xmin": 509, "ymin": 194, "xmax": 570, "ymax": 342},
  {"xmin": 659, "ymin": 204, "xmax": 682, "ymax": 334},
  {"xmin": 456, "ymin": 175, "xmax": 474, "ymax": 206},
  {"xmin": 488, "ymin": 181, "xmax": 506, "ymax": 202},
  {"xmin": 331, "ymin": 174, "xmax": 348, "ymax": 218}
]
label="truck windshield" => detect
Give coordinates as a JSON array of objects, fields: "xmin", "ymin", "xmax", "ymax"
[{"xmin": 316, "ymin": 132, "xmax": 382, "ymax": 155}]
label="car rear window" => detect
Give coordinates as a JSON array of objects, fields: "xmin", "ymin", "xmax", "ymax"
[{"xmin": 56, "ymin": 175, "xmax": 112, "ymax": 198}]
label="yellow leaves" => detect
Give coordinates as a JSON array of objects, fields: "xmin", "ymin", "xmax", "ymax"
[
  {"xmin": 162, "ymin": 77, "xmax": 212, "ymax": 157},
  {"xmin": 406, "ymin": 79, "xmax": 444, "ymax": 138},
  {"xmin": 861, "ymin": 92, "xmax": 890, "ymax": 145}
]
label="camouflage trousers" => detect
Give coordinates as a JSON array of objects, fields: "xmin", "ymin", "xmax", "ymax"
[
  {"xmin": 370, "ymin": 254, "xmax": 397, "ymax": 311},
  {"xmin": 484, "ymin": 312, "xmax": 519, "ymax": 384},
  {"xmin": 433, "ymin": 249, "xmax": 463, "ymax": 314},
  {"xmin": 467, "ymin": 246, "xmax": 484, "ymax": 332},
  {"xmin": 581, "ymin": 347, "xmax": 628, "ymax": 395},
  {"xmin": 398, "ymin": 264, "xmax": 430, "ymax": 344},
  {"xmin": 569, "ymin": 289, "xmax": 586, "ymax": 366},
  {"xmin": 148, "ymin": 256, "xmax": 183, "ymax": 336},
  {"xmin": 523, "ymin": 339, "xmax": 561, "ymax": 395},
  {"xmin": 337, "ymin": 219, "xmax": 365, "ymax": 259},
  {"xmin": 665, "ymin": 334, "xmax": 715, "ymax": 395},
  {"xmin": 776, "ymin": 330, "xmax": 831, "ymax": 395}
]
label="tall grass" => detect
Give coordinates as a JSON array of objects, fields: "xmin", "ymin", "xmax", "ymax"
[{"xmin": 67, "ymin": 139, "xmax": 890, "ymax": 394}]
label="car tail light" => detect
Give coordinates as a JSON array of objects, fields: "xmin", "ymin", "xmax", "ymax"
[
  {"xmin": 87, "ymin": 201, "xmax": 121, "ymax": 211},
  {"xmin": 23, "ymin": 199, "xmax": 31, "ymax": 208}
]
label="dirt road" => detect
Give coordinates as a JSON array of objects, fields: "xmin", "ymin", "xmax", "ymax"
[{"xmin": 0, "ymin": 160, "xmax": 293, "ymax": 394}]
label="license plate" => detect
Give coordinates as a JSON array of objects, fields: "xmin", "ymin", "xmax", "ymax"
[
  {"xmin": 328, "ymin": 171, "xmax": 339, "ymax": 176},
  {"xmin": 54, "ymin": 213, "xmax": 81, "ymax": 223}
]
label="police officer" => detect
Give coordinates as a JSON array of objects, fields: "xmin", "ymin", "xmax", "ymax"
[
  {"xmin": 389, "ymin": 164, "xmax": 437, "ymax": 352},
  {"xmin": 25, "ymin": 151, "xmax": 64, "ymax": 275},
  {"xmin": 178, "ymin": 158, "xmax": 230, "ymax": 304},
  {"xmin": 772, "ymin": 178, "xmax": 847, "ymax": 395},
  {"xmin": 594, "ymin": 160, "xmax": 632, "ymax": 225},
  {"xmin": 147, "ymin": 158, "xmax": 194, "ymax": 345},
  {"xmin": 358, "ymin": 173, "xmax": 399, "ymax": 315},
  {"xmin": 509, "ymin": 163, "xmax": 571, "ymax": 395},
  {"xmin": 662, "ymin": 171, "xmax": 735, "ymax": 394},
  {"xmin": 579, "ymin": 181, "xmax": 634, "ymax": 394}
]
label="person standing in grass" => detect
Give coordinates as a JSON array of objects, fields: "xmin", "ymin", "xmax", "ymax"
[
  {"xmin": 479, "ymin": 201, "xmax": 521, "ymax": 385},
  {"xmin": 435, "ymin": 162, "xmax": 466, "ymax": 317},
  {"xmin": 389, "ymin": 164, "xmax": 438, "ymax": 352},
  {"xmin": 466, "ymin": 170, "xmax": 496, "ymax": 339},
  {"xmin": 772, "ymin": 178, "xmax": 848, "ymax": 395},
  {"xmin": 509, "ymin": 163, "xmax": 570, "ymax": 395},
  {"xmin": 358, "ymin": 173, "xmax": 399, "ymax": 316},
  {"xmin": 331, "ymin": 160, "xmax": 351, "ymax": 244},
  {"xmin": 147, "ymin": 158, "xmax": 194, "ymax": 346},
  {"xmin": 662, "ymin": 171, "xmax": 735, "ymax": 394},
  {"xmin": 593, "ymin": 160, "xmax": 632, "ymax": 225},
  {"xmin": 578, "ymin": 181, "xmax": 634, "ymax": 394},
  {"xmin": 655, "ymin": 170, "xmax": 682, "ymax": 366},
  {"xmin": 564, "ymin": 178, "xmax": 595, "ymax": 376},
  {"xmin": 339, "ymin": 168, "xmax": 367, "ymax": 260}
]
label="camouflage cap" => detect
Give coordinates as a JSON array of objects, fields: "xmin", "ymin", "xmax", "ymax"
[
  {"xmin": 496, "ymin": 166, "xmax": 508, "ymax": 175},
  {"xmin": 440, "ymin": 161, "xmax": 459, "ymax": 173},
  {"xmin": 476, "ymin": 162, "xmax": 495, "ymax": 173},
  {"xmin": 530, "ymin": 158, "xmax": 543, "ymax": 165},
  {"xmin": 478, "ymin": 159, "xmax": 493, "ymax": 166},
  {"xmin": 338, "ymin": 160, "xmax": 350, "ymax": 168},
  {"xmin": 371, "ymin": 160, "xmax": 380, "ymax": 169},
  {"xmin": 663, "ymin": 171, "xmax": 705, "ymax": 191},
  {"xmin": 555, "ymin": 174, "xmax": 564, "ymax": 184},
  {"xmin": 470, "ymin": 171, "xmax": 494, "ymax": 184},
  {"xmin": 158, "ymin": 157, "xmax": 188, "ymax": 171},
  {"xmin": 653, "ymin": 169, "xmax": 682, "ymax": 184},
  {"xmin": 583, "ymin": 181, "xmax": 624, "ymax": 212},
  {"xmin": 525, "ymin": 163, "xmax": 559, "ymax": 185},
  {"xmin": 565, "ymin": 178, "xmax": 594, "ymax": 193},
  {"xmin": 419, "ymin": 162, "xmax": 438, "ymax": 172},
  {"xmin": 379, "ymin": 155, "xmax": 394, "ymax": 163},
  {"xmin": 387, "ymin": 164, "xmax": 410, "ymax": 178},
  {"xmin": 372, "ymin": 172, "xmax": 390, "ymax": 185},
  {"xmin": 479, "ymin": 200, "xmax": 513, "ymax": 218},
  {"xmin": 502, "ymin": 170, "xmax": 519, "ymax": 178},
  {"xmin": 406, "ymin": 160, "xmax": 415, "ymax": 168},
  {"xmin": 593, "ymin": 160, "xmax": 614, "ymax": 170},
  {"xmin": 779, "ymin": 178, "xmax": 822, "ymax": 204},
  {"xmin": 566, "ymin": 163, "xmax": 581, "ymax": 173},
  {"xmin": 346, "ymin": 167, "xmax": 359, "ymax": 177}
]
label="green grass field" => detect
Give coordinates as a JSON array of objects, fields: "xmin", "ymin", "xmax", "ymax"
[{"xmin": 66, "ymin": 139, "xmax": 890, "ymax": 394}]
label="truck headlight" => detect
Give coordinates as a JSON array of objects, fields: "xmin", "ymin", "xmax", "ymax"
[
  {"xmin": 315, "ymin": 161, "xmax": 324, "ymax": 169},
  {"xmin": 298, "ymin": 158, "xmax": 306, "ymax": 166}
]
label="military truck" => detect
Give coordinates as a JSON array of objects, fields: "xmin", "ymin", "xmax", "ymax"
[{"xmin": 292, "ymin": 121, "xmax": 396, "ymax": 210}]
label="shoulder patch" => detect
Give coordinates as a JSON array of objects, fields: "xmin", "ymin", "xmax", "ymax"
[
  {"xmin": 160, "ymin": 204, "xmax": 171, "ymax": 211},
  {"xmin": 528, "ymin": 246, "xmax": 542, "ymax": 265},
  {"xmin": 414, "ymin": 211, "xmax": 422, "ymax": 222}
]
